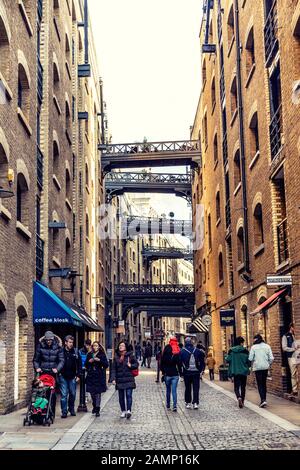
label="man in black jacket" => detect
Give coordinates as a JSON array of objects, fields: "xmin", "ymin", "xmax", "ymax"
[
  {"xmin": 33, "ymin": 330, "xmax": 65, "ymax": 374},
  {"xmin": 59, "ymin": 335, "xmax": 82, "ymax": 418}
]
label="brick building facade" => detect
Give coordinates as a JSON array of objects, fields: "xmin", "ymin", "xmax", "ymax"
[{"xmin": 192, "ymin": 0, "xmax": 300, "ymax": 396}]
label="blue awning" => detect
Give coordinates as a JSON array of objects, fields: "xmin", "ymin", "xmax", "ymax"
[{"xmin": 33, "ymin": 282, "xmax": 83, "ymax": 328}]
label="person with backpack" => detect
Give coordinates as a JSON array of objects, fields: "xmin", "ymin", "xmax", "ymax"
[
  {"xmin": 160, "ymin": 344, "xmax": 182, "ymax": 411},
  {"xmin": 179, "ymin": 337, "xmax": 205, "ymax": 409},
  {"xmin": 111, "ymin": 341, "xmax": 139, "ymax": 419},
  {"xmin": 225, "ymin": 337, "xmax": 251, "ymax": 408},
  {"xmin": 249, "ymin": 334, "xmax": 274, "ymax": 408}
]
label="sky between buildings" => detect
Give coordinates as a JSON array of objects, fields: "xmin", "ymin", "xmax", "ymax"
[{"xmin": 89, "ymin": 0, "xmax": 202, "ymax": 222}]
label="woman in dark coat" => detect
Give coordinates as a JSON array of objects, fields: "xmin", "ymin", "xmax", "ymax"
[
  {"xmin": 111, "ymin": 341, "xmax": 138, "ymax": 419},
  {"xmin": 85, "ymin": 341, "xmax": 108, "ymax": 417}
]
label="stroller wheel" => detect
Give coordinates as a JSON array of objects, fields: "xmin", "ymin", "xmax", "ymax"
[
  {"xmin": 23, "ymin": 418, "xmax": 27, "ymax": 426},
  {"xmin": 42, "ymin": 417, "xmax": 47, "ymax": 426}
]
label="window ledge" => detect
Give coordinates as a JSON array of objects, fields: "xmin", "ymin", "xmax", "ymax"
[
  {"xmin": 230, "ymin": 108, "xmax": 238, "ymax": 127},
  {"xmin": 277, "ymin": 259, "xmax": 290, "ymax": 272},
  {"xmin": 219, "ymin": 280, "xmax": 224, "ymax": 287},
  {"xmin": 18, "ymin": 0, "xmax": 33, "ymax": 37},
  {"xmin": 53, "ymin": 95, "xmax": 62, "ymax": 115},
  {"xmin": 0, "ymin": 72, "xmax": 13, "ymax": 101},
  {"xmin": 237, "ymin": 262, "xmax": 245, "ymax": 273},
  {"xmin": 53, "ymin": 174, "xmax": 62, "ymax": 191},
  {"xmin": 211, "ymin": 101, "xmax": 216, "ymax": 115},
  {"xmin": 16, "ymin": 221, "xmax": 31, "ymax": 240},
  {"xmin": 233, "ymin": 181, "xmax": 242, "ymax": 197},
  {"xmin": 249, "ymin": 151, "xmax": 260, "ymax": 170},
  {"xmin": 86, "ymin": 236, "xmax": 90, "ymax": 244},
  {"xmin": 216, "ymin": 218, "xmax": 221, "ymax": 228},
  {"xmin": 17, "ymin": 107, "xmax": 32, "ymax": 136},
  {"xmin": 245, "ymin": 64, "xmax": 256, "ymax": 88},
  {"xmin": 85, "ymin": 132, "xmax": 90, "ymax": 143},
  {"xmin": 0, "ymin": 203, "xmax": 12, "ymax": 221},
  {"xmin": 254, "ymin": 243, "xmax": 265, "ymax": 257},
  {"xmin": 214, "ymin": 159, "xmax": 219, "ymax": 171},
  {"xmin": 65, "ymin": 198, "xmax": 72, "ymax": 211},
  {"xmin": 85, "ymin": 184, "xmax": 90, "ymax": 194},
  {"xmin": 52, "ymin": 256, "xmax": 61, "ymax": 268},
  {"xmin": 228, "ymin": 36, "xmax": 235, "ymax": 57}
]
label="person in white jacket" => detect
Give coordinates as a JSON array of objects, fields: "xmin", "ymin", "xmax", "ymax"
[{"xmin": 249, "ymin": 334, "xmax": 274, "ymax": 408}]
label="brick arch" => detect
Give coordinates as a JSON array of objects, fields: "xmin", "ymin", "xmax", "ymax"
[
  {"xmin": 0, "ymin": 1, "xmax": 11, "ymax": 44},
  {"xmin": 244, "ymin": 16, "xmax": 254, "ymax": 48},
  {"xmin": 0, "ymin": 283, "xmax": 8, "ymax": 311},
  {"xmin": 233, "ymin": 139, "xmax": 240, "ymax": 158},
  {"xmin": 53, "ymin": 52, "xmax": 61, "ymax": 82},
  {"xmin": 15, "ymin": 291, "xmax": 29, "ymax": 316},
  {"xmin": 65, "ymin": 92, "xmax": 71, "ymax": 110},
  {"xmin": 252, "ymin": 192, "xmax": 262, "ymax": 215},
  {"xmin": 52, "ymin": 210, "xmax": 59, "ymax": 222},
  {"xmin": 257, "ymin": 286, "xmax": 267, "ymax": 303},
  {"xmin": 236, "ymin": 217, "xmax": 244, "ymax": 234},
  {"xmin": 230, "ymin": 69, "xmax": 237, "ymax": 91},
  {"xmin": 17, "ymin": 49, "xmax": 31, "ymax": 88},
  {"xmin": 65, "ymin": 159, "xmax": 71, "ymax": 175},
  {"xmin": 65, "ymin": 228, "xmax": 71, "ymax": 242},
  {"xmin": 248, "ymin": 101, "xmax": 258, "ymax": 128},
  {"xmin": 218, "ymin": 244, "xmax": 223, "ymax": 254},
  {"xmin": 53, "ymin": 130, "xmax": 60, "ymax": 153},
  {"xmin": 16, "ymin": 159, "xmax": 30, "ymax": 190},
  {"xmin": 0, "ymin": 125, "xmax": 9, "ymax": 162},
  {"xmin": 240, "ymin": 296, "xmax": 248, "ymax": 309}
]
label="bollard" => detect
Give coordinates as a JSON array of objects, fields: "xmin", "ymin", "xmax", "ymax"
[{"xmin": 77, "ymin": 370, "xmax": 88, "ymax": 412}]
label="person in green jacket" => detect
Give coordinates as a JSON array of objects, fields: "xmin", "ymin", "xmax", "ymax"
[{"xmin": 225, "ymin": 337, "xmax": 251, "ymax": 409}]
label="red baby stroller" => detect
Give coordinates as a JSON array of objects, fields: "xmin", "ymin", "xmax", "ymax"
[{"xmin": 23, "ymin": 373, "xmax": 56, "ymax": 427}]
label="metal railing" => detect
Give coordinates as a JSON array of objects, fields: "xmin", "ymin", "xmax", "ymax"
[
  {"xmin": 122, "ymin": 216, "xmax": 193, "ymax": 237},
  {"xmin": 218, "ymin": 8, "xmax": 223, "ymax": 42},
  {"xmin": 37, "ymin": 0, "xmax": 43, "ymax": 21},
  {"xmin": 225, "ymin": 200, "xmax": 231, "ymax": 229},
  {"xmin": 142, "ymin": 246, "xmax": 193, "ymax": 260},
  {"xmin": 264, "ymin": 0, "xmax": 279, "ymax": 66},
  {"xmin": 37, "ymin": 145, "xmax": 44, "ymax": 189},
  {"xmin": 277, "ymin": 218, "xmax": 289, "ymax": 265},
  {"xmin": 270, "ymin": 105, "xmax": 282, "ymax": 160},
  {"xmin": 36, "ymin": 234, "xmax": 44, "ymax": 279},
  {"xmin": 222, "ymin": 133, "xmax": 228, "ymax": 166},
  {"xmin": 100, "ymin": 140, "xmax": 201, "ymax": 156},
  {"xmin": 37, "ymin": 55, "xmax": 43, "ymax": 103},
  {"xmin": 105, "ymin": 172, "xmax": 192, "ymax": 185},
  {"xmin": 115, "ymin": 284, "xmax": 195, "ymax": 295},
  {"xmin": 220, "ymin": 66, "xmax": 225, "ymax": 103}
]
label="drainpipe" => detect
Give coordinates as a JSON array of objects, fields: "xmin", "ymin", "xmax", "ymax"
[
  {"xmin": 234, "ymin": 0, "xmax": 250, "ymax": 275},
  {"xmin": 99, "ymin": 79, "xmax": 105, "ymax": 145},
  {"xmin": 84, "ymin": 0, "xmax": 89, "ymax": 65}
]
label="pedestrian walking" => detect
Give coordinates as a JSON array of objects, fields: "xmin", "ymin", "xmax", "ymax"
[
  {"xmin": 111, "ymin": 341, "xmax": 139, "ymax": 419},
  {"xmin": 59, "ymin": 335, "xmax": 82, "ymax": 418},
  {"xmin": 155, "ymin": 345, "xmax": 162, "ymax": 383},
  {"xmin": 160, "ymin": 345, "xmax": 182, "ymax": 412},
  {"xmin": 206, "ymin": 353, "xmax": 216, "ymax": 381},
  {"xmin": 141, "ymin": 342, "xmax": 147, "ymax": 367},
  {"xmin": 145, "ymin": 342, "xmax": 153, "ymax": 368},
  {"xmin": 135, "ymin": 343, "xmax": 142, "ymax": 361},
  {"xmin": 249, "ymin": 334, "xmax": 274, "ymax": 408},
  {"xmin": 85, "ymin": 341, "xmax": 108, "ymax": 417},
  {"xmin": 225, "ymin": 337, "xmax": 250, "ymax": 408},
  {"xmin": 79, "ymin": 338, "xmax": 92, "ymax": 403},
  {"xmin": 179, "ymin": 337, "xmax": 205, "ymax": 409},
  {"xmin": 33, "ymin": 331, "xmax": 65, "ymax": 417},
  {"xmin": 282, "ymin": 323, "xmax": 299, "ymax": 396}
]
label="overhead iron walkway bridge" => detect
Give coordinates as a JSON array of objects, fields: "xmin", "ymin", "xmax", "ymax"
[
  {"xmin": 105, "ymin": 172, "xmax": 192, "ymax": 203},
  {"xmin": 142, "ymin": 245, "xmax": 193, "ymax": 261},
  {"xmin": 114, "ymin": 284, "xmax": 195, "ymax": 319},
  {"xmin": 99, "ymin": 140, "xmax": 201, "ymax": 175},
  {"xmin": 121, "ymin": 215, "xmax": 193, "ymax": 238},
  {"xmin": 132, "ymin": 305, "xmax": 194, "ymax": 319}
]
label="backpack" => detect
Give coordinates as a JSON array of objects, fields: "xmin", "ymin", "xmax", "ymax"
[{"xmin": 183, "ymin": 347, "xmax": 198, "ymax": 372}]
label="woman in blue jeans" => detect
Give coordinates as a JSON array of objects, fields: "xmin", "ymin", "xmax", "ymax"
[
  {"xmin": 111, "ymin": 342, "xmax": 139, "ymax": 419},
  {"xmin": 160, "ymin": 345, "xmax": 182, "ymax": 412}
]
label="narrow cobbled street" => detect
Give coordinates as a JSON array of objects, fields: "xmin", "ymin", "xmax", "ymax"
[{"xmin": 75, "ymin": 366, "xmax": 300, "ymax": 451}]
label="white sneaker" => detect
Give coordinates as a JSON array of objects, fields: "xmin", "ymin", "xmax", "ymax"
[
  {"xmin": 186, "ymin": 403, "xmax": 192, "ymax": 409},
  {"xmin": 126, "ymin": 410, "xmax": 132, "ymax": 419},
  {"xmin": 259, "ymin": 401, "xmax": 267, "ymax": 408},
  {"xmin": 193, "ymin": 404, "xmax": 199, "ymax": 409},
  {"xmin": 120, "ymin": 411, "xmax": 126, "ymax": 418}
]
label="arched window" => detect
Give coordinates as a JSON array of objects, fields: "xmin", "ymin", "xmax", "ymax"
[
  {"xmin": 216, "ymin": 191, "xmax": 221, "ymax": 222},
  {"xmin": 199, "ymin": 264, "xmax": 202, "ymax": 288},
  {"xmin": 234, "ymin": 150, "xmax": 241, "ymax": 188},
  {"xmin": 16, "ymin": 173, "xmax": 29, "ymax": 226},
  {"xmin": 208, "ymin": 214, "xmax": 212, "ymax": 250},
  {"xmin": 230, "ymin": 76, "xmax": 237, "ymax": 117},
  {"xmin": 253, "ymin": 203, "xmax": 264, "ymax": 247},
  {"xmin": 237, "ymin": 226, "xmax": 245, "ymax": 265},
  {"xmin": 213, "ymin": 134, "xmax": 218, "ymax": 165},
  {"xmin": 65, "ymin": 237, "xmax": 71, "ymax": 267},
  {"xmin": 245, "ymin": 26, "xmax": 255, "ymax": 76},
  {"xmin": 65, "ymin": 99, "xmax": 71, "ymax": 133},
  {"xmin": 65, "ymin": 33, "xmax": 71, "ymax": 62},
  {"xmin": 18, "ymin": 58, "xmax": 30, "ymax": 118},
  {"xmin": 203, "ymin": 113, "xmax": 208, "ymax": 148},
  {"xmin": 53, "ymin": 139, "xmax": 60, "ymax": 176},
  {"xmin": 86, "ymin": 213, "xmax": 89, "ymax": 238},
  {"xmin": 86, "ymin": 266, "xmax": 90, "ymax": 291},
  {"xmin": 66, "ymin": 167, "xmax": 71, "ymax": 201},
  {"xmin": 53, "ymin": 60, "xmax": 60, "ymax": 93},
  {"xmin": 202, "ymin": 59, "xmax": 207, "ymax": 88},
  {"xmin": 0, "ymin": 5, "xmax": 11, "ymax": 83},
  {"xmin": 203, "ymin": 259, "xmax": 207, "ymax": 284},
  {"xmin": 85, "ymin": 163, "xmax": 89, "ymax": 186},
  {"xmin": 249, "ymin": 112, "xmax": 260, "ymax": 158},
  {"xmin": 0, "ymin": 130, "xmax": 9, "ymax": 195},
  {"xmin": 219, "ymin": 252, "xmax": 224, "ymax": 283},
  {"xmin": 227, "ymin": 4, "xmax": 235, "ymax": 48},
  {"xmin": 211, "ymin": 77, "xmax": 216, "ymax": 109}
]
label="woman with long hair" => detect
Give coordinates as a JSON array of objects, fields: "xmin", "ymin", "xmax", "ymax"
[
  {"xmin": 111, "ymin": 341, "xmax": 138, "ymax": 419},
  {"xmin": 85, "ymin": 341, "xmax": 108, "ymax": 417},
  {"xmin": 160, "ymin": 344, "xmax": 182, "ymax": 412},
  {"xmin": 249, "ymin": 334, "xmax": 274, "ymax": 408}
]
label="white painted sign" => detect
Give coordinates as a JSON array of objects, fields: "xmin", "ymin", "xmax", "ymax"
[{"xmin": 266, "ymin": 275, "xmax": 292, "ymax": 286}]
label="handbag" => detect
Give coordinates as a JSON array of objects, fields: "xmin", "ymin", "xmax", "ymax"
[{"xmin": 131, "ymin": 368, "xmax": 139, "ymax": 377}]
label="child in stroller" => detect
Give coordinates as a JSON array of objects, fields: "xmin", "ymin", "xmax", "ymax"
[{"xmin": 23, "ymin": 373, "xmax": 56, "ymax": 427}]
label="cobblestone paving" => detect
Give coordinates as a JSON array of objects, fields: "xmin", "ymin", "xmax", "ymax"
[{"xmin": 75, "ymin": 367, "xmax": 300, "ymax": 450}]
